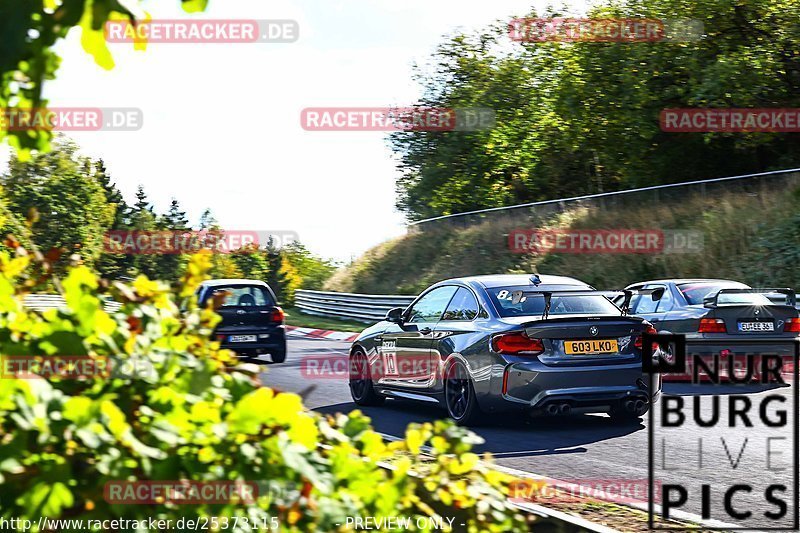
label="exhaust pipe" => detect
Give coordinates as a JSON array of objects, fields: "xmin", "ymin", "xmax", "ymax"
[
  {"xmin": 545, "ymin": 404, "xmax": 559, "ymax": 416},
  {"xmin": 634, "ymin": 399, "xmax": 648, "ymax": 415},
  {"xmin": 624, "ymin": 400, "xmax": 636, "ymax": 412},
  {"xmin": 559, "ymin": 403, "xmax": 572, "ymax": 415}
]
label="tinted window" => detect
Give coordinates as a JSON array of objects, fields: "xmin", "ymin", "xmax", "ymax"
[
  {"xmin": 407, "ymin": 286, "xmax": 458, "ymax": 323},
  {"xmin": 488, "ymin": 286, "xmax": 620, "ymax": 318},
  {"xmin": 677, "ymin": 282, "xmax": 765, "ymax": 305},
  {"xmin": 442, "ymin": 287, "xmax": 479, "ymax": 321},
  {"xmin": 634, "ymin": 288, "xmax": 660, "ymax": 313},
  {"xmin": 656, "ymin": 286, "xmax": 674, "ymax": 312},
  {"xmin": 205, "ymin": 285, "xmax": 274, "ymax": 307}
]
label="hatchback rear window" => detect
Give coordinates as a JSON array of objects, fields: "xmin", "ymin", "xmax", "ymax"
[
  {"xmin": 205, "ymin": 285, "xmax": 274, "ymax": 307},
  {"xmin": 488, "ymin": 286, "xmax": 620, "ymax": 317}
]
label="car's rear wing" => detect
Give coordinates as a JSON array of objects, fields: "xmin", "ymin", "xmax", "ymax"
[
  {"xmin": 510, "ymin": 288, "xmax": 663, "ymax": 319},
  {"xmin": 703, "ymin": 288, "xmax": 796, "ymax": 308}
]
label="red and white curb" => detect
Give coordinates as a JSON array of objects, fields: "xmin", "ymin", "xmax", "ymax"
[{"xmin": 285, "ymin": 326, "xmax": 359, "ymax": 342}]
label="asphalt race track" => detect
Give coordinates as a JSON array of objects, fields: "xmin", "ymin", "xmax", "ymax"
[{"xmin": 260, "ymin": 337, "xmax": 797, "ymax": 529}]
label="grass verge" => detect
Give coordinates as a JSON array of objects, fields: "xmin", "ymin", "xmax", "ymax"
[{"xmin": 324, "ymin": 183, "xmax": 800, "ymax": 294}]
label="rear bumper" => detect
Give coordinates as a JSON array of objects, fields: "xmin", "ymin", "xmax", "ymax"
[
  {"xmin": 217, "ymin": 327, "xmax": 286, "ymax": 356},
  {"xmin": 480, "ymin": 359, "xmax": 660, "ymax": 413}
]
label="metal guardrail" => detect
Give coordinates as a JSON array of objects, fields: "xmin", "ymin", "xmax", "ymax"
[
  {"xmin": 295, "ymin": 290, "xmax": 415, "ymax": 323},
  {"xmin": 23, "ymin": 294, "xmax": 122, "ymax": 313},
  {"xmin": 408, "ymin": 167, "xmax": 800, "ymax": 231}
]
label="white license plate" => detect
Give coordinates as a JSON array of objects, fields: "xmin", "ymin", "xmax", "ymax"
[
  {"xmin": 738, "ymin": 321, "xmax": 774, "ymax": 332},
  {"xmin": 229, "ymin": 335, "xmax": 257, "ymax": 343}
]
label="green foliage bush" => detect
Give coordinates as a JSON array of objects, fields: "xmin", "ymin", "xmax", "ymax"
[{"xmin": 0, "ymin": 250, "xmax": 528, "ymax": 532}]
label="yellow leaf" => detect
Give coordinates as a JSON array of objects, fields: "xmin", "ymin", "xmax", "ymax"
[
  {"xmin": 79, "ymin": 3, "xmax": 115, "ymax": 70},
  {"xmin": 406, "ymin": 428, "xmax": 423, "ymax": 454}
]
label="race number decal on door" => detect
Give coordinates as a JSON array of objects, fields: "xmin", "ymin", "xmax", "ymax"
[{"xmin": 380, "ymin": 339, "xmax": 398, "ymax": 377}]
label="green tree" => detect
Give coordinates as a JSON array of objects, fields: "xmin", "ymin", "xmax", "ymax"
[
  {"xmin": 127, "ymin": 185, "xmax": 160, "ymax": 279},
  {"xmin": 153, "ymin": 197, "xmax": 190, "ymax": 281},
  {"xmin": 1, "ymin": 138, "xmax": 114, "ymax": 275},
  {"xmin": 281, "ymin": 241, "xmax": 337, "ymax": 291},
  {"xmin": 94, "ymin": 160, "xmax": 133, "ymax": 280},
  {"xmin": 391, "ymin": 0, "xmax": 800, "ymax": 221},
  {"xmin": 230, "ymin": 243, "xmax": 270, "ymax": 281},
  {"xmin": 198, "ymin": 207, "xmax": 218, "ymax": 230},
  {"xmin": 196, "ymin": 207, "xmax": 244, "ymax": 279}
]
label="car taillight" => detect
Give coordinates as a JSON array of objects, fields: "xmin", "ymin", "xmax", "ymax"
[
  {"xmin": 698, "ymin": 318, "xmax": 726, "ymax": 333},
  {"xmin": 785, "ymin": 318, "xmax": 800, "ymax": 333},
  {"xmin": 492, "ymin": 332, "xmax": 544, "ymax": 355},
  {"xmin": 634, "ymin": 325, "xmax": 658, "ymax": 349},
  {"xmin": 271, "ymin": 307, "xmax": 285, "ymax": 324}
]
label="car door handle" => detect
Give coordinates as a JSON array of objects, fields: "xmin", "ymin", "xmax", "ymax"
[{"xmin": 419, "ymin": 327, "xmax": 432, "ymax": 335}]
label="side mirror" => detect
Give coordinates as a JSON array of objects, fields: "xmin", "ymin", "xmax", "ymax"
[
  {"xmin": 703, "ymin": 296, "xmax": 716, "ymax": 308},
  {"xmin": 385, "ymin": 307, "xmax": 405, "ymax": 323}
]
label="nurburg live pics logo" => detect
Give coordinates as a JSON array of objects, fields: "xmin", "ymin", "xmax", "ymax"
[{"xmin": 643, "ymin": 334, "xmax": 799, "ymax": 530}]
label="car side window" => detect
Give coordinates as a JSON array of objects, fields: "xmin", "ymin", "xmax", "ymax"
[
  {"xmin": 441, "ymin": 287, "xmax": 480, "ymax": 321},
  {"xmin": 656, "ymin": 286, "xmax": 674, "ymax": 312},
  {"xmin": 634, "ymin": 285, "xmax": 665, "ymax": 314},
  {"xmin": 407, "ymin": 286, "xmax": 459, "ymax": 323}
]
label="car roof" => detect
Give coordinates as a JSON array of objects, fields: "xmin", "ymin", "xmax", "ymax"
[
  {"xmin": 450, "ymin": 274, "xmax": 590, "ymax": 289},
  {"xmin": 200, "ymin": 279, "xmax": 269, "ymax": 287},
  {"xmin": 625, "ymin": 278, "xmax": 747, "ymax": 287}
]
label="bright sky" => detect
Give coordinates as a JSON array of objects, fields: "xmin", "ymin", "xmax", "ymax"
[{"xmin": 1, "ymin": 0, "xmax": 585, "ymax": 262}]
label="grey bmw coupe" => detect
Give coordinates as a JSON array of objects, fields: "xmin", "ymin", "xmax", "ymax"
[{"xmin": 348, "ymin": 274, "xmax": 661, "ymax": 425}]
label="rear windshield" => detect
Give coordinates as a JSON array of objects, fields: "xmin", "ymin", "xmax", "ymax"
[
  {"xmin": 677, "ymin": 282, "xmax": 771, "ymax": 305},
  {"xmin": 204, "ymin": 285, "xmax": 274, "ymax": 307},
  {"xmin": 488, "ymin": 286, "xmax": 620, "ymax": 318}
]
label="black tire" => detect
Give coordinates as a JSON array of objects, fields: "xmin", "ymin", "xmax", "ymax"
[
  {"xmin": 270, "ymin": 350, "xmax": 286, "ymax": 364},
  {"xmin": 444, "ymin": 361, "xmax": 483, "ymax": 426},
  {"xmin": 349, "ymin": 348, "xmax": 385, "ymax": 406}
]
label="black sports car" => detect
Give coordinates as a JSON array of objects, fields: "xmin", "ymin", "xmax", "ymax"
[
  {"xmin": 348, "ymin": 274, "xmax": 661, "ymax": 425},
  {"xmin": 197, "ymin": 279, "xmax": 287, "ymax": 363}
]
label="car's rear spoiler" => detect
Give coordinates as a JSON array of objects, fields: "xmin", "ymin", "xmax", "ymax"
[
  {"xmin": 703, "ymin": 288, "xmax": 796, "ymax": 308},
  {"xmin": 510, "ymin": 288, "xmax": 663, "ymax": 319}
]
